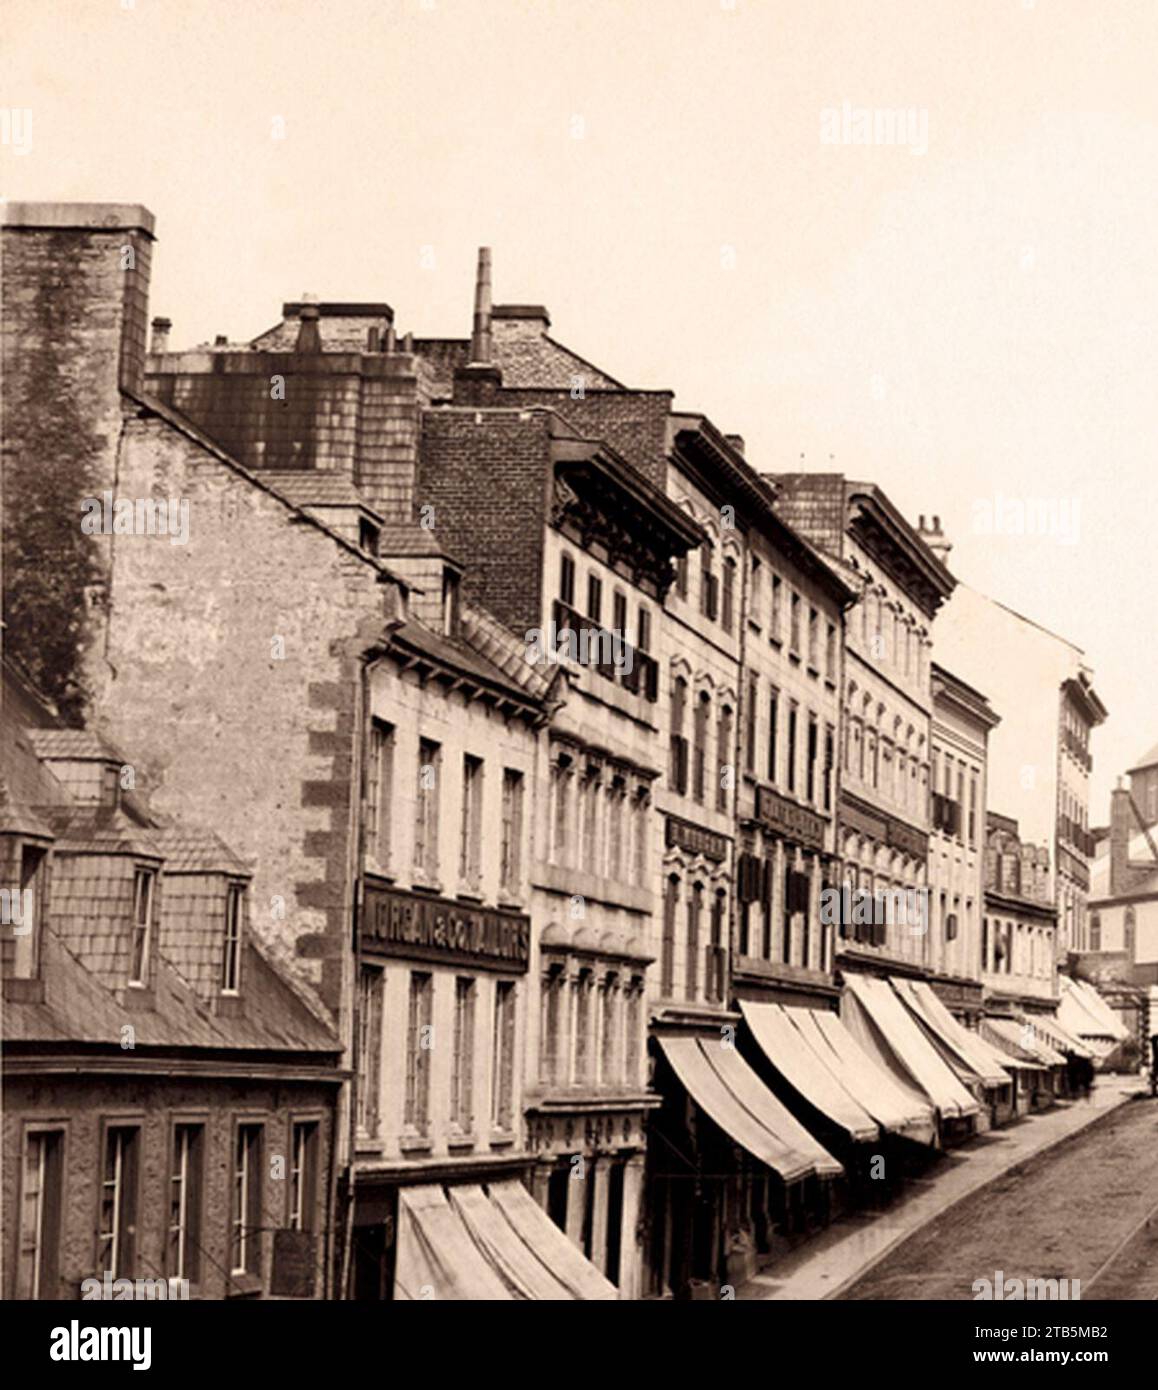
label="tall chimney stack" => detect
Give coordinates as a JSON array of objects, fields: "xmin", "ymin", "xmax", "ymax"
[
  {"xmin": 469, "ymin": 247, "xmax": 493, "ymax": 365},
  {"xmin": 454, "ymin": 247, "xmax": 502, "ymax": 404},
  {"xmin": 150, "ymin": 315, "xmax": 171, "ymax": 354}
]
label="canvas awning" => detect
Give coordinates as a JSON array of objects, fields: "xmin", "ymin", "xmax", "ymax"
[
  {"xmin": 741, "ymin": 1000, "xmax": 880, "ymax": 1144},
  {"xmin": 394, "ymin": 1181, "xmax": 617, "ymax": 1300},
  {"xmin": 788, "ymin": 1006, "xmax": 937, "ymax": 1146},
  {"xmin": 1062, "ymin": 978, "xmax": 1129, "ymax": 1041},
  {"xmin": 986, "ymin": 1015, "xmax": 1065, "ymax": 1066},
  {"xmin": 488, "ymin": 1180, "xmax": 618, "ymax": 1300},
  {"xmin": 891, "ymin": 977, "xmax": 1011, "ymax": 1088},
  {"xmin": 979, "ymin": 1017, "xmax": 1052, "ymax": 1070},
  {"xmin": 658, "ymin": 1034, "xmax": 842, "ymax": 1183},
  {"xmin": 1012, "ymin": 1009, "xmax": 1094, "ymax": 1061},
  {"xmin": 842, "ymin": 975, "xmax": 980, "ymax": 1120}
]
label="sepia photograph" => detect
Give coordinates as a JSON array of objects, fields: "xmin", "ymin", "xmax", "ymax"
[{"xmin": 1, "ymin": 0, "xmax": 1155, "ymax": 1369}]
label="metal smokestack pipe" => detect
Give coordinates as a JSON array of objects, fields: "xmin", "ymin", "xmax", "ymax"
[{"xmin": 469, "ymin": 247, "xmax": 493, "ymax": 365}]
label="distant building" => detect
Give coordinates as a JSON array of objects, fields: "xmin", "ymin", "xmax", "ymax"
[
  {"xmin": 981, "ymin": 812, "xmax": 1058, "ymax": 1010},
  {"xmin": 933, "ymin": 576, "xmax": 1107, "ymax": 958},
  {"xmin": 772, "ymin": 477, "xmax": 956, "ymax": 977},
  {"xmin": 1087, "ymin": 760, "xmax": 1158, "ymax": 989},
  {"xmin": 927, "ymin": 664, "xmax": 1000, "ymax": 1021}
]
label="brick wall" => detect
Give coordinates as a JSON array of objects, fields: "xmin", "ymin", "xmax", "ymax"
[
  {"xmin": 2, "ymin": 1073, "xmax": 335, "ymax": 1299},
  {"xmin": 418, "ymin": 410, "xmax": 550, "ymax": 637},
  {"xmin": 1, "ymin": 208, "xmax": 155, "ymax": 721},
  {"xmin": 452, "ymin": 385, "xmax": 673, "ymax": 490}
]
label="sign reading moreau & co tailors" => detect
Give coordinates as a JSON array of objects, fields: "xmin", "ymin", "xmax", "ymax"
[{"xmin": 361, "ymin": 880, "xmax": 530, "ymax": 972}]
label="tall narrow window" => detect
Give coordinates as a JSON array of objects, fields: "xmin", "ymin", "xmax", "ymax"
[
  {"xmin": 686, "ymin": 882, "xmax": 703, "ymax": 1002},
  {"xmin": 288, "ymin": 1121, "xmax": 319, "ymax": 1235},
  {"xmin": 573, "ymin": 971, "xmax": 592, "ymax": 1083},
  {"xmin": 98, "ymin": 1125, "xmax": 140, "ymax": 1279},
  {"xmin": 552, "ymin": 761, "xmax": 572, "ymax": 866},
  {"xmin": 130, "ymin": 868, "xmax": 155, "ymax": 986},
  {"xmin": 670, "ymin": 676, "xmax": 689, "ymax": 794},
  {"xmin": 365, "ymin": 719, "xmax": 394, "ymax": 868},
  {"xmin": 559, "ymin": 551, "xmax": 576, "ymax": 607},
  {"xmin": 613, "ymin": 588, "xmax": 628, "ymax": 636},
  {"xmin": 230, "ymin": 1123, "xmax": 263, "ymax": 1277},
  {"xmin": 168, "ymin": 1123, "xmax": 204, "ymax": 1283},
  {"xmin": 716, "ymin": 706, "xmax": 733, "ymax": 812},
  {"xmin": 492, "ymin": 981, "xmax": 516, "ymax": 1130},
  {"xmin": 356, "ymin": 966, "xmax": 384, "ymax": 1139},
  {"xmin": 787, "ymin": 705, "xmax": 798, "ymax": 794},
  {"xmin": 459, "ymin": 754, "xmax": 483, "ymax": 890},
  {"xmin": 825, "ymin": 622, "xmax": 836, "ymax": 681},
  {"xmin": 451, "ymin": 978, "xmax": 476, "ymax": 1132},
  {"xmin": 415, "ymin": 739, "xmax": 441, "ymax": 879},
  {"xmin": 638, "ymin": 605, "xmax": 651, "ymax": 653},
  {"xmin": 700, "ymin": 544, "xmax": 717, "ymax": 621},
  {"xmin": 823, "ymin": 724, "xmax": 835, "ymax": 812},
  {"xmin": 222, "ymin": 883, "xmax": 243, "ymax": 994},
  {"xmin": 634, "ymin": 791, "xmax": 649, "ymax": 884},
  {"xmin": 500, "ymin": 768, "xmax": 524, "ymax": 895},
  {"xmin": 441, "ymin": 568, "xmax": 460, "ymax": 636},
  {"xmin": 587, "ymin": 572, "xmax": 603, "ymax": 623},
  {"xmin": 661, "ymin": 875, "xmax": 678, "ymax": 996},
  {"xmin": 790, "ymin": 593, "xmax": 802, "ymax": 655},
  {"xmin": 608, "ymin": 785, "xmax": 625, "ymax": 880},
  {"xmin": 808, "ymin": 607, "xmax": 819, "ymax": 668},
  {"xmin": 676, "ymin": 551, "xmax": 688, "ymax": 598},
  {"xmin": 968, "ymin": 773, "xmax": 978, "ymax": 847},
  {"xmin": 405, "ymin": 972, "xmax": 433, "ymax": 1135},
  {"xmin": 692, "ymin": 691, "xmax": 710, "ymax": 804},
  {"xmin": 745, "ymin": 673, "xmax": 758, "ymax": 773},
  {"xmin": 601, "ymin": 973, "xmax": 620, "ymax": 1084},
  {"xmin": 807, "ymin": 714, "xmax": 818, "ymax": 804},
  {"xmin": 542, "ymin": 970, "xmax": 562, "ymax": 1084},
  {"xmin": 767, "ymin": 690, "xmax": 779, "ymax": 783},
  {"xmin": 17, "ymin": 1129, "xmax": 63, "ymax": 1299},
  {"xmin": 770, "ymin": 575, "xmax": 782, "ymax": 641},
  {"xmin": 625, "ymin": 986, "xmax": 642, "ymax": 1083},
  {"xmin": 749, "ymin": 556, "xmax": 763, "ymax": 627},
  {"xmin": 722, "ymin": 557, "xmax": 736, "ymax": 632}
]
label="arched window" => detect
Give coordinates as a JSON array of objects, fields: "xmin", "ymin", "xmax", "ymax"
[
  {"xmin": 670, "ymin": 676, "xmax": 688, "ymax": 793},
  {"xmin": 693, "ymin": 690, "xmax": 710, "ymax": 804},
  {"xmin": 716, "ymin": 705, "xmax": 733, "ymax": 812},
  {"xmin": 661, "ymin": 875, "xmax": 679, "ymax": 996},
  {"xmin": 722, "ymin": 556, "xmax": 736, "ymax": 632},
  {"xmin": 686, "ymin": 882, "xmax": 704, "ymax": 1001}
]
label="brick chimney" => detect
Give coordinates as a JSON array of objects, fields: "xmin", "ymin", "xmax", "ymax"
[
  {"xmin": 150, "ymin": 315, "xmax": 172, "ymax": 354},
  {"xmin": 1, "ymin": 202, "xmax": 156, "ymax": 720}
]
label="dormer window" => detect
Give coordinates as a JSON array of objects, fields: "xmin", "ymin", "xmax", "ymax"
[
  {"xmin": 359, "ymin": 519, "xmax": 380, "ymax": 556},
  {"xmin": 129, "ymin": 867, "xmax": 155, "ymax": 987},
  {"xmin": 442, "ymin": 567, "xmax": 460, "ymax": 637},
  {"xmin": 101, "ymin": 762, "xmax": 120, "ymax": 809},
  {"xmin": 222, "ymin": 883, "xmax": 244, "ymax": 994},
  {"xmin": 12, "ymin": 844, "xmax": 46, "ymax": 980}
]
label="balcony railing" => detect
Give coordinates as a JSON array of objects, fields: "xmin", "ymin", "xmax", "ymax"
[{"xmin": 551, "ymin": 600, "xmax": 658, "ymax": 703}]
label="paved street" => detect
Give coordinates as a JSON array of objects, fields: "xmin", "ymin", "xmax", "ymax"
[{"xmin": 844, "ymin": 1095, "xmax": 1158, "ymax": 1301}]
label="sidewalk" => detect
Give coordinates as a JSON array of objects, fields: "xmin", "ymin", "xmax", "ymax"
[{"xmin": 737, "ymin": 1076, "xmax": 1145, "ymax": 1301}]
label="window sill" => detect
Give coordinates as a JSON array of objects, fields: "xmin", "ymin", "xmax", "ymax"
[
  {"xmin": 490, "ymin": 1130, "xmax": 516, "ymax": 1149},
  {"xmin": 455, "ymin": 888, "xmax": 484, "ymax": 904},
  {"xmin": 226, "ymin": 1271, "xmax": 263, "ymax": 1299},
  {"xmin": 788, "ymin": 651, "xmax": 802, "ymax": 666},
  {"xmin": 824, "ymin": 677, "xmax": 837, "ymax": 691},
  {"xmin": 410, "ymin": 879, "xmax": 443, "ymax": 896},
  {"xmin": 447, "ymin": 1132, "xmax": 477, "ymax": 1150},
  {"xmin": 354, "ymin": 1134, "xmax": 384, "ymax": 1155},
  {"xmin": 769, "ymin": 635, "xmax": 783, "ymax": 649},
  {"xmin": 399, "ymin": 1133, "xmax": 433, "ymax": 1154},
  {"xmin": 807, "ymin": 664, "xmax": 821, "ymax": 679},
  {"xmin": 497, "ymin": 892, "xmax": 524, "ymax": 911}
]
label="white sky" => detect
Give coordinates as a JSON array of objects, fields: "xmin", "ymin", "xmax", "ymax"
[{"xmin": 3, "ymin": 0, "xmax": 1154, "ymax": 815}]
